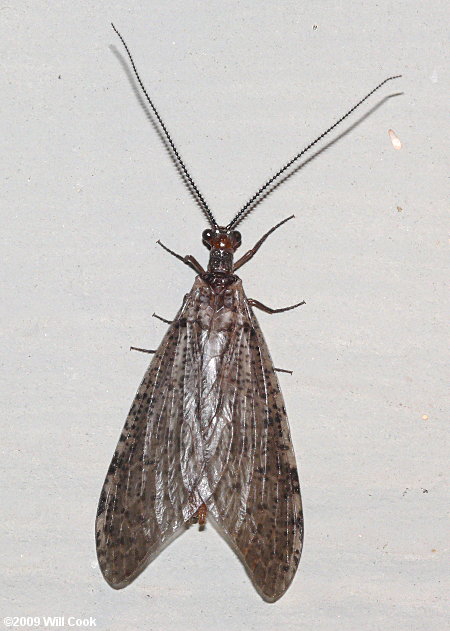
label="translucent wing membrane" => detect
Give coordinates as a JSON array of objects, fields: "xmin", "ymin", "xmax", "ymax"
[
  {"xmin": 96, "ymin": 277, "xmax": 303, "ymax": 599},
  {"xmin": 96, "ymin": 306, "xmax": 201, "ymax": 587},
  {"xmin": 208, "ymin": 306, "xmax": 303, "ymax": 601}
]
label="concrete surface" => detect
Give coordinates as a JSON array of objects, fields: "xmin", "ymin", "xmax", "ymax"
[{"xmin": 1, "ymin": 2, "xmax": 448, "ymax": 630}]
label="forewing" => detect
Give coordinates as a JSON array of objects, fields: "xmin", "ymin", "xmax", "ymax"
[
  {"xmin": 96, "ymin": 298, "xmax": 203, "ymax": 588},
  {"xmin": 208, "ymin": 302, "xmax": 303, "ymax": 602}
]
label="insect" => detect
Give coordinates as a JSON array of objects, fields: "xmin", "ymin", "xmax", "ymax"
[{"xmin": 96, "ymin": 23, "xmax": 401, "ymax": 602}]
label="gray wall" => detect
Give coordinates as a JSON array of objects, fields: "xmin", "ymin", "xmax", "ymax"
[{"xmin": 1, "ymin": 2, "xmax": 447, "ymax": 630}]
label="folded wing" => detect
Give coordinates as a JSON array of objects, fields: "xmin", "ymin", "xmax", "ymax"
[
  {"xmin": 206, "ymin": 296, "xmax": 303, "ymax": 602},
  {"xmin": 96, "ymin": 278, "xmax": 303, "ymax": 600},
  {"xmin": 96, "ymin": 300, "xmax": 203, "ymax": 588}
]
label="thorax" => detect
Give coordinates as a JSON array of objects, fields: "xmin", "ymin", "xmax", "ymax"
[{"xmin": 186, "ymin": 274, "xmax": 248, "ymax": 333}]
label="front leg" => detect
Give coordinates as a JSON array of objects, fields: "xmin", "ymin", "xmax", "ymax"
[
  {"xmin": 233, "ymin": 215, "xmax": 294, "ymax": 271},
  {"xmin": 248, "ymin": 298, "xmax": 305, "ymax": 314},
  {"xmin": 157, "ymin": 240, "xmax": 205, "ymax": 274}
]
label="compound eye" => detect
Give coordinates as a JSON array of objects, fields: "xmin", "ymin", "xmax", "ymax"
[
  {"xmin": 202, "ymin": 229, "xmax": 213, "ymax": 242},
  {"xmin": 232, "ymin": 230, "xmax": 242, "ymax": 247}
]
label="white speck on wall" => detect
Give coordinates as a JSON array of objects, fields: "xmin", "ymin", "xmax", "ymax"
[{"xmin": 388, "ymin": 128, "xmax": 402, "ymax": 150}]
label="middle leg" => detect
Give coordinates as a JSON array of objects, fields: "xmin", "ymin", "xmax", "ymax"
[{"xmin": 248, "ymin": 298, "xmax": 305, "ymax": 314}]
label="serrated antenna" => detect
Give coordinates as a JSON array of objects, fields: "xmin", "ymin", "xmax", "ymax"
[
  {"xmin": 226, "ymin": 75, "xmax": 402, "ymax": 229},
  {"xmin": 111, "ymin": 24, "xmax": 218, "ymax": 228}
]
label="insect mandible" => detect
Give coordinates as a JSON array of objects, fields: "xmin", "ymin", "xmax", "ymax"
[{"xmin": 96, "ymin": 23, "xmax": 401, "ymax": 602}]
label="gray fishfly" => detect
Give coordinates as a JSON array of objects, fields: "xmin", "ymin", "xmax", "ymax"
[{"xmin": 96, "ymin": 24, "xmax": 401, "ymax": 602}]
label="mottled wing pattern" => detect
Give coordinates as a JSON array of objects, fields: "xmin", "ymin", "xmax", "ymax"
[
  {"xmin": 96, "ymin": 275, "xmax": 302, "ymax": 600},
  {"xmin": 206, "ymin": 288, "xmax": 303, "ymax": 602},
  {"xmin": 96, "ymin": 292, "xmax": 203, "ymax": 588}
]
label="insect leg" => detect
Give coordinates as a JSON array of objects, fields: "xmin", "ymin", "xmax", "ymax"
[
  {"xmin": 152, "ymin": 312, "xmax": 172, "ymax": 324},
  {"xmin": 130, "ymin": 346, "xmax": 156, "ymax": 354},
  {"xmin": 195, "ymin": 503, "xmax": 207, "ymax": 530},
  {"xmin": 157, "ymin": 240, "xmax": 205, "ymax": 274},
  {"xmin": 233, "ymin": 215, "xmax": 295, "ymax": 271},
  {"xmin": 274, "ymin": 367, "xmax": 293, "ymax": 375},
  {"xmin": 248, "ymin": 298, "xmax": 305, "ymax": 314}
]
